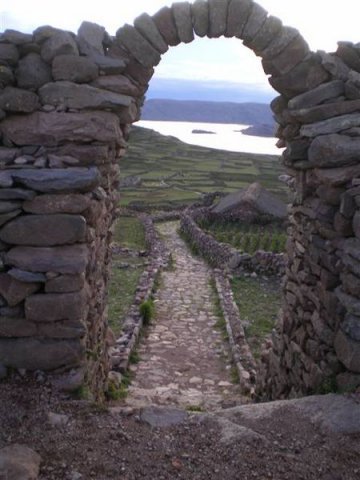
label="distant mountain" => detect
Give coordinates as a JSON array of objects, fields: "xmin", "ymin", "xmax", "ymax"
[{"xmin": 141, "ymin": 99, "xmax": 275, "ymax": 126}]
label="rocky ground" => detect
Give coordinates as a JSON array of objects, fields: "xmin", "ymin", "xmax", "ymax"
[{"xmin": 0, "ymin": 376, "xmax": 359, "ymax": 480}]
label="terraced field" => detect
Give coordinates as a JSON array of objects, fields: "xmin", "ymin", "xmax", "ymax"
[{"xmin": 119, "ymin": 126, "xmax": 287, "ymax": 209}]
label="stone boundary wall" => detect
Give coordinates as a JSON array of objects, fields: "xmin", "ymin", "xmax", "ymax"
[
  {"xmin": 180, "ymin": 208, "xmax": 285, "ymax": 276},
  {"xmin": 0, "ymin": 0, "xmax": 360, "ymax": 399},
  {"xmin": 109, "ymin": 215, "xmax": 169, "ymax": 373},
  {"xmin": 213, "ymin": 269, "xmax": 257, "ymax": 396}
]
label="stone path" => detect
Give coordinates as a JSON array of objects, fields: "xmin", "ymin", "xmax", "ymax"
[{"xmin": 125, "ymin": 221, "xmax": 245, "ymax": 411}]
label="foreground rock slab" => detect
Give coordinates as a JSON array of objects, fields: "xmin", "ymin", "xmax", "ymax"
[{"xmin": 0, "ymin": 444, "xmax": 41, "ymax": 480}]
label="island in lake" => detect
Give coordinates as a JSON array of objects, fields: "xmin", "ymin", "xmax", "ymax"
[
  {"xmin": 192, "ymin": 129, "xmax": 216, "ymax": 135},
  {"xmin": 236, "ymin": 124, "xmax": 275, "ymax": 138}
]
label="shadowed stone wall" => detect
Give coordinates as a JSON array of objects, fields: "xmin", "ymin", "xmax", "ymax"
[{"xmin": 0, "ymin": 0, "xmax": 359, "ymax": 399}]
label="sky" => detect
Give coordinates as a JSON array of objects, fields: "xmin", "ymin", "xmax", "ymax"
[{"xmin": 1, "ymin": 0, "xmax": 359, "ymax": 101}]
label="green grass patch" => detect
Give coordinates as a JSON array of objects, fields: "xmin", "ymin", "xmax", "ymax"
[
  {"xmin": 139, "ymin": 299, "xmax": 155, "ymax": 325},
  {"xmin": 231, "ymin": 276, "xmax": 281, "ymax": 359},
  {"xmin": 114, "ymin": 215, "xmax": 146, "ymax": 250}
]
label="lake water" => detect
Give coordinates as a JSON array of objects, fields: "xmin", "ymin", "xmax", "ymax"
[{"xmin": 136, "ymin": 120, "xmax": 282, "ymax": 156}]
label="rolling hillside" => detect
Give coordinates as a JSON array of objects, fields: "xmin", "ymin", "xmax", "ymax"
[
  {"xmin": 141, "ymin": 99, "xmax": 275, "ymax": 126},
  {"xmin": 119, "ymin": 126, "xmax": 287, "ymax": 209}
]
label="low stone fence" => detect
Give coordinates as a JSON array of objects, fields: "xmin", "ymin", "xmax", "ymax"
[
  {"xmin": 180, "ymin": 208, "xmax": 285, "ymax": 276},
  {"xmin": 109, "ymin": 214, "xmax": 169, "ymax": 373}
]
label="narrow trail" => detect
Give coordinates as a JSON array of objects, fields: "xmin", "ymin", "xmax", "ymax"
[{"xmin": 125, "ymin": 221, "xmax": 245, "ymax": 411}]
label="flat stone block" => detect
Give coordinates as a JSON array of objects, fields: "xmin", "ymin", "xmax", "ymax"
[
  {"xmin": 25, "ymin": 290, "xmax": 87, "ymax": 322},
  {"xmin": 246, "ymin": 15, "xmax": 282, "ymax": 53},
  {"xmin": 152, "ymin": 6, "xmax": 180, "ymax": 46},
  {"xmin": 191, "ymin": 0, "xmax": 209, "ymax": 38},
  {"xmin": 23, "ymin": 193, "xmax": 91, "ymax": 215},
  {"xmin": 52, "ymin": 54, "xmax": 99, "ymax": 83},
  {"xmin": 261, "ymin": 26, "xmax": 299, "ymax": 59},
  {"xmin": 262, "ymin": 36, "xmax": 309, "ymax": 76},
  {"xmin": 0, "ymin": 86, "xmax": 40, "ymax": 113},
  {"xmin": 39, "ymin": 80, "xmax": 134, "ymax": 110},
  {"xmin": 172, "ymin": 2, "xmax": 194, "ymax": 44},
  {"xmin": 77, "ymin": 21, "xmax": 105, "ymax": 56},
  {"xmin": 134, "ymin": 13, "xmax": 168, "ymax": 53},
  {"xmin": 116, "ymin": 24, "xmax": 161, "ymax": 68},
  {"xmin": 208, "ymin": 0, "xmax": 230, "ymax": 37},
  {"xmin": 45, "ymin": 273, "xmax": 85, "ymax": 293},
  {"xmin": 5, "ymin": 167, "xmax": 101, "ymax": 194},
  {"xmin": 335, "ymin": 329, "xmax": 360, "ymax": 373},
  {"xmin": 0, "ymin": 214, "xmax": 86, "ymax": 246},
  {"xmin": 0, "ymin": 316, "xmax": 37, "ymax": 337},
  {"xmin": 308, "ymin": 134, "xmax": 360, "ymax": 168},
  {"xmin": 288, "ymin": 80, "xmax": 345, "ymax": 110},
  {"xmin": 0, "ymin": 337, "xmax": 84, "ymax": 370},
  {"xmin": 0, "ymin": 188, "xmax": 35, "ymax": 201},
  {"xmin": 0, "ymin": 43, "xmax": 19, "ymax": 66},
  {"xmin": 5, "ymin": 244, "xmax": 89, "ymax": 274},
  {"xmin": 41, "ymin": 31, "xmax": 79, "ymax": 63},
  {"xmin": 241, "ymin": 2, "xmax": 267, "ymax": 44},
  {"xmin": 0, "ymin": 273, "xmax": 40, "ymax": 307},
  {"xmin": 15, "ymin": 52, "xmax": 52, "ymax": 90},
  {"xmin": 0, "ymin": 111, "xmax": 123, "ymax": 146},
  {"xmin": 301, "ymin": 113, "xmax": 360, "ymax": 138},
  {"xmin": 91, "ymin": 74, "xmax": 140, "ymax": 96}
]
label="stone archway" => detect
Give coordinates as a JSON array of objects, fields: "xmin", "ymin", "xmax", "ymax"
[{"xmin": 0, "ymin": 0, "xmax": 359, "ymax": 400}]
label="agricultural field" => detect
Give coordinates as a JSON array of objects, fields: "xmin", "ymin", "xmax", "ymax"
[
  {"xmin": 200, "ymin": 220, "xmax": 287, "ymax": 254},
  {"xmin": 119, "ymin": 126, "xmax": 287, "ymax": 209}
]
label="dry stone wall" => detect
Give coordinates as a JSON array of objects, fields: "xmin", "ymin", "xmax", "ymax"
[{"xmin": 0, "ymin": 0, "xmax": 359, "ymax": 399}]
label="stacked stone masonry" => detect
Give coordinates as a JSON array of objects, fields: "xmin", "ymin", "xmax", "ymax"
[{"xmin": 0, "ymin": 0, "xmax": 359, "ymax": 399}]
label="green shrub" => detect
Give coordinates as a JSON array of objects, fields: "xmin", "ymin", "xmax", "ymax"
[{"xmin": 139, "ymin": 299, "xmax": 155, "ymax": 325}]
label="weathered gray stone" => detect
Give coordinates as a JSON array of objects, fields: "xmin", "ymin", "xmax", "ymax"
[
  {"xmin": 0, "ymin": 201, "xmax": 22, "ymax": 214},
  {"xmin": 5, "ymin": 244, "xmax": 89, "ymax": 274},
  {"xmin": 0, "ymin": 188, "xmax": 35, "ymax": 201},
  {"xmin": 336, "ymin": 287, "xmax": 360, "ymax": 316},
  {"xmin": 41, "ymin": 31, "xmax": 79, "ymax": 63},
  {"xmin": 340, "ymin": 193, "xmax": 356, "ymax": 219},
  {"xmin": 191, "ymin": 0, "xmax": 209, "ymax": 38},
  {"xmin": 335, "ymin": 329, "xmax": 360, "ymax": 373},
  {"xmin": 0, "ymin": 86, "xmax": 40, "ymax": 113},
  {"xmin": 354, "ymin": 211, "xmax": 360, "ymax": 239},
  {"xmin": 0, "ymin": 111, "xmax": 123, "ymax": 146},
  {"xmin": 0, "ymin": 444, "xmax": 41, "ymax": 479},
  {"xmin": 90, "ymin": 74, "xmax": 140, "ymax": 96},
  {"xmin": 289, "ymin": 98, "xmax": 360, "ymax": 124},
  {"xmin": 225, "ymin": 0, "xmax": 252, "ymax": 38},
  {"xmin": 288, "ymin": 80, "xmax": 345, "ymax": 110},
  {"xmin": 313, "ymin": 164, "xmax": 360, "ymax": 187},
  {"xmin": 140, "ymin": 406, "xmax": 188, "ymax": 427},
  {"xmin": 334, "ymin": 212, "xmax": 353, "ymax": 236},
  {"xmin": 0, "ymin": 210, "xmax": 21, "ymax": 227},
  {"xmin": 3, "ymin": 168, "xmax": 100, "ymax": 193},
  {"xmin": 8, "ymin": 268, "xmax": 47, "ymax": 284},
  {"xmin": 23, "ymin": 193, "xmax": 90, "ymax": 214},
  {"xmin": 0, "ymin": 214, "xmax": 86, "ymax": 246},
  {"xmin": 0, "ymin": 65, "xmax": 14, "ymax": 88},
  {"xmin": 15, "ymin": 52, "xmax": 52, "ymax": 90},
  {"xmin": 301, "ymin": 113, "xmax": 360, "ymax": 137},
  {"xmin": 262, "ymin": 36, "xmax": 309, "ymax": 76},
  {"xmin": 270, "ymin": 55, "xmax": 329, "ymax": 97},
  {"xmin": 0, "ymin": 317, "xmax": 37, "ymax": 337},
  {"xmin": 77, "ymin": 21, "xmax": 105, "ymax": 56},
  {"xmin": 45, "ymin": 274, "xmax": 85, "ymax": 293},
  {"xmin": 152, "ymin": 6, "xmax": 180, "ymax": 46},
  {"xmin": 308, "ymin": 134, "xmax": 360, "ymax": 167},
  {"xmin": 341, "ymin": 314, "xmax": 360, "ymax": 342},
  {"xmin": 38, "ymin": 320, "xmax": 85, "ymax": 339},
  {"xmin": 0, "ymin": 337, "xmax": 84, "ymax": 369},
  {"xmin": 246, "ymin": 15, "xmax": 282, "ymax": 53},
  {"xmin": 336, "ymin": 42, "xmax": 360, "ymax": 72},
  {"xmin": 172, "ymin": 2, "xmax": 194, "ymax": 44},
  {"xmin": 242, "ymin": 2, "xmax": 267, "ymax": 44},
  {"xmin": 0, "ymin": 43, "xmax": 19, "ymax": 66},
  {"xmin": 337, "ymin": 372, "xmax": 360, "ymax": 391},
  {"xmin": 134, "ymin": 13, "xmax": 168, "ymax": 53},
  {"xmin": 0, "ymin": 273, "xmax": 40, "ymax": 307},
  {"xmin": 25, "ymin": 290, "xmax": 86, "ymax": 322},
  {"xmin": 90, "ymin": 53, "xmax": 127, "ymax": 75},
  {"xmin": 116, "ymin": 24, "xmax": 161, "ymax": 68},
  {"xmin": 39, "ymin": 81, "xmax": 134, "ymax": 110},
  {"xmin": 33, "ymin": 25, "xmax": 63, "ymax": 44},
  {"xmin": 319, "ymin": 51, "xmax": 350, "ymax": 81},
  {"xmin": 261, "ymin": 26, "xmax": 299, "ymax": 59},
  {"xmin": 208, "ymin": 0, "xmax": 230, "ymax": 37},
  {"xmin": 52, "ymin": 54, "xmax": 99, "ymax": 83},
  {"xmin": 1, "ymin": 29, "xmax": 32, "ymax": 44}
]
